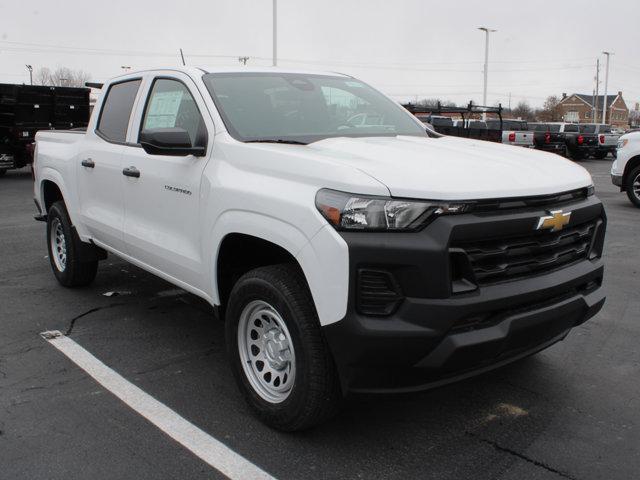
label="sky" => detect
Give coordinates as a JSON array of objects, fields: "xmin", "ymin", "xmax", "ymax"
[{"xmin": 1, "ymin": 0, "xmax": 639, "ymax": 109}]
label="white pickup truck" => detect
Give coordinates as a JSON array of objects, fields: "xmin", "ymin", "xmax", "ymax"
[
  {"xmin": 34, "ymin": 67, "xmax": 606, "ymax": 431},
  {"xmin": 486, "ymin": 119, "xmax": 535, "ymax": 148},
  {"xmin": 611, "ymin": 130, "xmax": 640, "ymax": 207}
]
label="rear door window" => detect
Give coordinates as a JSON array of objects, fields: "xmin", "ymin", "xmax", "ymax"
[{"xmin": 97, "ymin": 79, "xmax": 142, "ymax": 143}]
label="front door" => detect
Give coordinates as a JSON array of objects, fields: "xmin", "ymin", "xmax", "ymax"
[{"xmin": 122, "ymin": 75, "xmax": 211, "ymax": 290}]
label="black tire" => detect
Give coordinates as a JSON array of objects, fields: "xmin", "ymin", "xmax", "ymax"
[
  {"xmin": 626, "ymin": 166, "xmax": 640, "ymax": 208},
  {"xmin": 225, "ymin": 264, "xmax": 342, "ymax": 431},
  {"xmin": 594, "ymin": 151, "xmax": 607, "ymax": 160},
  {"xmin": 0, "ymin": 169, "xmax": 6, "ymax": 177},
  {"xmin": 46, "ymin": 201, "xmax": 99, "ymax": 287}
]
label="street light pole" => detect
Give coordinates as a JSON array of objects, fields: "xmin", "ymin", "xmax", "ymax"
[
  {"xmin": 478, "ymin": 27, "xmax": 496, "ymax": 120},
  {"xmin": 601, "ymin": 51, "xmax": 613, "ymax": 124},
  {"xmin": 272, "ymin": 0, "xmax": 277, "ymax": 66},
  {"xmin": 25, "ymin": 64, "xmax": 33, "ymax": 85}
]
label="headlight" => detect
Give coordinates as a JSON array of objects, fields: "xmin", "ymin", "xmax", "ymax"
[
  {"xmin": 315, "ymin": 189, "xmax": 467, "ymax": 231},
  {"xmin": 617, "ymin": 139, "xmax": 628, "ymax": 149}
]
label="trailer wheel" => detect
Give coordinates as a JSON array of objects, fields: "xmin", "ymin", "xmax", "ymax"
[
  {"xmin": 225, "ymin": 264, "xmax": 342, "ymax": 431},
  {"xmin": 47, "ymin": 201, "xmax": 99, "ymax": 287}
]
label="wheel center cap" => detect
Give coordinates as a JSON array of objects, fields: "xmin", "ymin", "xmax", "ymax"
[{"xmin": 263, "ymin": 328, "xmax": 289, "ymax": 370}]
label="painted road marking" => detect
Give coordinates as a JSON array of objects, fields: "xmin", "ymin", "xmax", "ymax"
[{"xmin": 40, "ymin": 330, "xmax": 276, "ymax": 480}]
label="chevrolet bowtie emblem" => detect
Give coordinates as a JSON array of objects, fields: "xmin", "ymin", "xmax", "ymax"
[{"xmin": 536, "ymin": 210, "xmax": 571, "ymax": 232}]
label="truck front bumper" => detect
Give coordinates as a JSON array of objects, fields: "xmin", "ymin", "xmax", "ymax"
[
  {"xmin": 611, "ymin": 173, "xmax": 623, "ymax": 187},
  {"xmin": 323, "ymin": 194, "xmax": 606, "ymax": 394}
]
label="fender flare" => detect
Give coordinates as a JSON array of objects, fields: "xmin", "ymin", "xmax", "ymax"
[
  {"xmin": 208, "ymin": 210, "xmax": 349, "ymax": 326},
  {"xmin": 209, "ymin": 210, "xmax": 311, "ymax": 300}
]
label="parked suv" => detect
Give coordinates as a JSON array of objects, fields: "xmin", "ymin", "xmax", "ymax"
[
  {"xmin": 33, "ymin": 67, "xmax": 606, "ymax": 430},
  {"xmin": 611, "ymin": 131, "xmax": 640, "ymax": 207}
]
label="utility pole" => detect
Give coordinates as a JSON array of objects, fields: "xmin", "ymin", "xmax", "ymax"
[
  {"xmin": 25, "ymin": 64, "xmax": 33, "ymax": 85},
  {"xmin": 593, "ymin": 58, "xmax": 600, "ymax": 123},
  {"xmin": 478, "ymin": 27, "xmax": 496, "ymax": 120},
  {"xmin": 180, "ymin": 48, "xmax": 186, "ymax": 66},
  {"xmin": 602, "ymin": 51, "xmax": 613, "ymax": 124},
  {"xmin": 272, "ymin": 0, "xmax": 278, "ymax": 66},
  {"xmin": 508, "ymin": 92, "xmax": 512, "ymax": 112}
]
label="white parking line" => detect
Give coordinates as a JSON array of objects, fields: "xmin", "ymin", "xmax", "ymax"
[{"xmin": 40, "ymin": 330, "xmax": 276, "ymax": 480}]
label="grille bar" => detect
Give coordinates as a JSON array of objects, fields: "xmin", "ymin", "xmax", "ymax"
[{"xmin": 453, "ymin": 221, "xmax": 597, "ymax": 285}]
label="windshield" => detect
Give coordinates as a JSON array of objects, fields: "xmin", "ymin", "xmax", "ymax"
[{"xmin": 202, "ymin": 72, "xmax": 427, "ymax": 144}]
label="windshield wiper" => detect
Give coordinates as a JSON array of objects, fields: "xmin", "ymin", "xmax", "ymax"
[{"xmin": 245, "ymin": 139, "xmax": 308, "ymax": 145}]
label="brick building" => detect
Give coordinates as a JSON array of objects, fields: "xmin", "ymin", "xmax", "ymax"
[{"xmin": 557, "ymin": 92, "xmax": 629, "ymax": 127}]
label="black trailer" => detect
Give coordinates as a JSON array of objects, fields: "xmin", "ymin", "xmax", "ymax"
[
  {"xmin": 403, "ymin": 102, "xmax": 504, "ymax": 143},
  {"xmin": 0, "ymin": 83, "xmax": 90, "ymax": 176}
]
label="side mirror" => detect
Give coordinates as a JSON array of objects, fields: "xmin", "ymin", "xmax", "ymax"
[{"xmin": 139, "ymin": 128, "xmax": 206, "ymax": 156}]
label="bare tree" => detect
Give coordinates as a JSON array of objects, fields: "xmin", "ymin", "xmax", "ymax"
[
  {"xmin": 537, "ymin": 95, "xmax": 562, "ymax": 122},
  {"xmin": 511, "ymin": 101, "xmax": 536, "ymax": 121},
  {"xmin": 34, "ymin": 67, "xmax": 91, "ymax": 87},
  {"xmin": 417, "ymin": 98, "xmax": 456, "ymax": 108}
]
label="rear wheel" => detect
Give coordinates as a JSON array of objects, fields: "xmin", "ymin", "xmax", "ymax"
[
  {"xmin": 626, "ymin": 166, "xmax": 640, "ymax": 208},
  {"xmin": 0, "ymin": 169, "xmax": 6, "ymax": 177},
  {"xmin": 225, "ymin": 264, "xmax": 342, "ymax": 431},
  {"xmin": 47, "ymin": 201, "xmax": 99, "ymax": 286},
  {"xmin": 594, "ymin": 151, "xmax": 607, "ymax": 159}
]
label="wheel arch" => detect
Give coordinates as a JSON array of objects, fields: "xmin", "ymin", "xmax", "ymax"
[
  {"xmin": 216, "ymin": 232, "xmax": 305, "ymax": 311},
  {"xmin": 623, "ymin": 155, "xmax": 640, "ymax": 185}
]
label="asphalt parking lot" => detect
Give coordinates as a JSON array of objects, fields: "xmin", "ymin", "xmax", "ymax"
[{"xmin": 1, "ymin": 158, "xmax": 638, "ymax": 480}]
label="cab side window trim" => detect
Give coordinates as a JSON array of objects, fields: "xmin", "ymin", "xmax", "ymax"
[{"xmin": 137, "ymin": 76, "xmax": 208, "ymax": 149}]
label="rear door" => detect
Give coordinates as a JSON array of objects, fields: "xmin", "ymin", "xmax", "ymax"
[
  {"xmin": 77, "ymin": 79, "xmax": 142, "ymax": 252},
  {"xmin": 121, "ymin": 73, "xmax": 212, "ymax": 290}
]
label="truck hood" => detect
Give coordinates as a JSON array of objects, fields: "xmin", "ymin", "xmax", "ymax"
[{"xmin": 306, "ymin": 135, "xmax": 592, "ymax": 200}]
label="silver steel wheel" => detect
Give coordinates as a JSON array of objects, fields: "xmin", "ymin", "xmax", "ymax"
[
  {"xmin": 633, "ymin": 174, "xmax": 640, "ymax": 199},
  {"xmin": 237, "ymin": 300, "xmax": 296, "ymax": 403},
  {"xmin": 50, "ymin": 218, "xmax": 67, "ymax": 272}
]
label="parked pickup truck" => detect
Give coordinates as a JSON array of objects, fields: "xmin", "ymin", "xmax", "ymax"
[
  {"xmin": 553, "ymin": 123, "xmax": 594, "ymax": 160},
  {"xmin": 33, "ymin": 67, "xmax": 606, "ymax": 431},
  {"xmin": 486, "ymin": 119, "xmax": 535, "ymax": 148},
  {"xmin": 528, "ymin": 122, "xmax": 566, "ymax": 156},
  {"xmin": 611, "ymin": 131, "xmax": 640, "ymax": 207},
  {"xmin": 579, "ymin": 124, "xmax": 619, "ymax": 159}
]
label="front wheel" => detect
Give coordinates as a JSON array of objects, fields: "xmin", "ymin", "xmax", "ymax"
[
  {"xmin": 626, "ymin": 166, "xmax": 640, "ymax": 208},
  {"xmin": 225, "ymin": 264, "xmax": 342, "ymax": 431},
  {"xmin": 47, "ymin": 201, "xmax": 99, "ymax": 286}
]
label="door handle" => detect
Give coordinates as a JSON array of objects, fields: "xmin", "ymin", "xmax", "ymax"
[
  {"xmin": 81, "ymin": 158, "xmax": 95, "ymax": 168},
  {"xmin": 122, "ymin": 166, "xmax": 140, "ymax": 178}
]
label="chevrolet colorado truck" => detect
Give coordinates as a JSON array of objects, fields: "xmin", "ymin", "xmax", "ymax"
[
  {"xmin": 611, "ymin": 130, "xmax": 640, "ymax": 207},
  {"xmin": 33, "ymin": 67, "xmax": 606, "ymax": 431}
]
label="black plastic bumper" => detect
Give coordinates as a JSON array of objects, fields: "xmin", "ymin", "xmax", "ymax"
[
  {"xmin": 611, "ymin": 174, "xmax": 623, "ymax": 188},
  {"xmin": 323, "ymin": 196, "xmax": 606, "ymax": 394}
]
